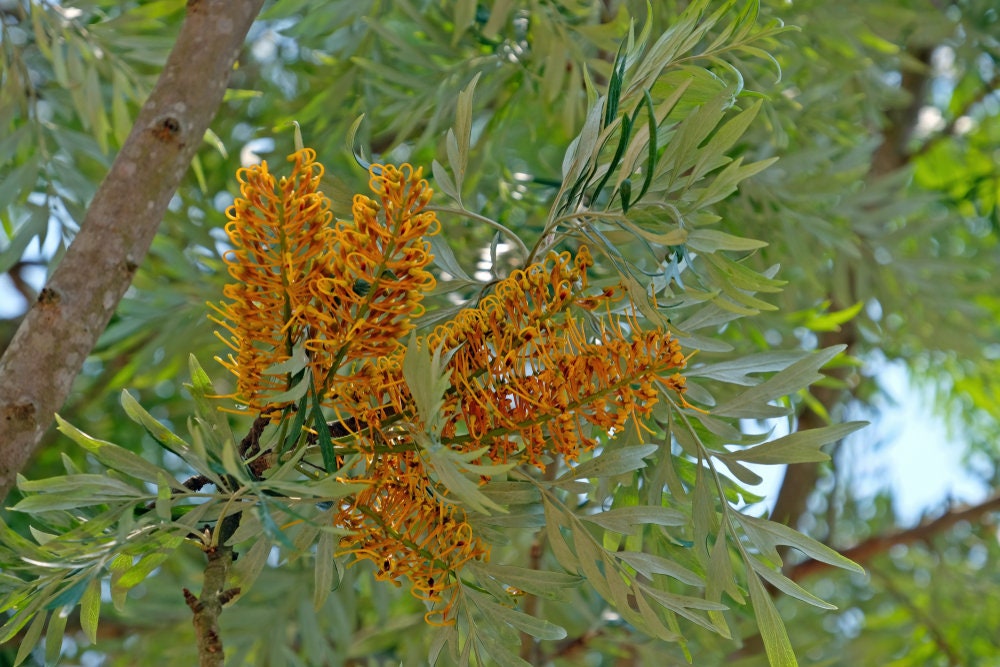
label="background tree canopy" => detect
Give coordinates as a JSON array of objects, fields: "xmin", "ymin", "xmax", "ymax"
[{"xmin": 0, "ymin": 1, "xmax": 998, "ymax": 665}]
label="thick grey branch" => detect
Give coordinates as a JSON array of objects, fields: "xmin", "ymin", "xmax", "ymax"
[{"xmin": 0, "ymin": 0, "xmax": 264, "ymax": 500}]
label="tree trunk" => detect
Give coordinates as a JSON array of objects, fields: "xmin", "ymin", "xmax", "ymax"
[{"xmin": 0, "ymin": 0, "xmax": 265, "ymax": 501}]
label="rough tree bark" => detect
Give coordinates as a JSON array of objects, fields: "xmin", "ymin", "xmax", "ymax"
[{"xmin": 0, "ymin": 0, "xmax": 265, "ymax": 501}]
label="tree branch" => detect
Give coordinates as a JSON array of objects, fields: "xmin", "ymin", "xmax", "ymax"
[
  {"xmin": 185, "ymin": 514, "xmax": 242, "ymax": 667},
  {"xmin": 0, "ymin": 0, "xmax": 265, "ymax": 501},
  {"xmin": 787, "ymin": 492, "xmax": 1000, "ymax": 581}
]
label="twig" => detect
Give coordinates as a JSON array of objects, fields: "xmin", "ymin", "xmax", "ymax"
[
  {"xmin": 186, "ymin": 514, "xmax": 242, "ymax": 667},
  {"xmin": 428, "ymin": 206, "xmax": 530, "ymax": 260}
]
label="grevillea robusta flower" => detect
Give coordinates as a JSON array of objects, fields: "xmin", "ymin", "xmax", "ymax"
[{"xmin": 214, "ymin": 149, "xmax": 693, "ymax": 624}]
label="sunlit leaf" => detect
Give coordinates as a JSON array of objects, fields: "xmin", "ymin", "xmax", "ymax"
[
  {"xmin": 724, "ymin": 421, "xmax": 867, "ymax": 465},
  {"xmin": 748, "ymin": 572, "xmax": 797, "ymax": 667}
]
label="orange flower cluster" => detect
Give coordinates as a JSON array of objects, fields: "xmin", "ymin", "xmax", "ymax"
[
  {"xmin": 210, "ymin": 149, "xmax": 334, "ymax": 409},
  {"xmin": 210, "ymin": 151, "xmax": 437, "ymax": 412},
  {"xmin": 331, "ymin": 252, "xmax": 690, "ymax": 621},
  {"xmin": 422, "ymin": 250, "xmax": 689, "ymax": 468},
  {"xmin": 310, "ymin": 163, "xmax": 438, "ymax": 364},
  {"xmin": 213, "ymin": 149, "xmax": 692, "ymax": 624},
  {"xmin": 335, "ymin": 451, "xmax": 488, "ymax": 624},
  {"xmin": 348, "ymin": 250, "xmax": 690, "ymax": 467}
]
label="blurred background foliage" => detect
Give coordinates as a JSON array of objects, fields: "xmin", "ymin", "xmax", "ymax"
[{"xmin": 1, "ymin": 0, "xmax": 999, "ymax": 665}]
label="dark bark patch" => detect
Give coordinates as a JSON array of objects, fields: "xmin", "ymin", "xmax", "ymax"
[
  {"xmin": 151, "ymin": 116, "xmax": 184, "ymax": 144},
  {"xmin": 4, "ymin": 402, "xmax": 36, "ymax": 427},
  {"xmin": 37, "ymin": 287, "xmax": 59, "ymax": 305}
]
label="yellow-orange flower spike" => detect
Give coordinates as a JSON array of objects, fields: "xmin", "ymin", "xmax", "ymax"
[
  {"xmin": 309, "ymin": 164, "xmax": 439, "ymax": 367},
  {"xmin": 334, "ymin": 451, "xmax": 489, "ymax": 624},
  {"xmin": 209, "ymin": 149, "xmax": 335, "ymax": 412},
  {"xmin": 407, "ymin": 249, "xmax": 691, "ymax": 468}
]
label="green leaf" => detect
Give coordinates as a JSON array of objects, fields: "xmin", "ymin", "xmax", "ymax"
[
  {"xmin": 264, "ymin": 344, "xmax": 310, "ymax": 375},
  {"xmin": 55, "ymin": 415, "xmax": 184, "ymax": 489},
  {"xmin": 737, "ymin": 514, "xmax": 865, "ymax": 575},
  {"xmin": 109, "ymin": 554, "xmax": 130, "ymax": 612},
  {"xmin": 422, "ymin": 442, "xmax": 506, "ymax": 515},
  {"xmin": 466, "ymin": 588, "xmax": 567, "ymax": 640},
  {"xmin": 472, "ymin": 562, "xmax": 583, "ymax": 601},
  {"xmin": 450, "ymin": 72, "xmax": 480, "ymax": 193},
  {"xmin": 688, "ymin": 99, "xmax": 763, "ymax": 183},
  {"xmin": 278, "ymin": 394, "xmax": 309, "ymax": 459},
  {"xmin": 635, "ymin": 89, "xmax": 658, "ymax": 205},
  {"xmin": 45, "ymin": 575, "xmax": 92, "ymax": 611},
  {"xmin": 724, "ymin": 421, "xmax": 867, "ymax": 465},
  {"xmin": 186, "ymin": 354, "xmax": 236, "ymax": 454},
  {"xmin": 428, "ymin": 233, "xmax": 475, "ymax": 283},
  {"xmin": 311, "ymin": 391, "xmax": 337, "ymax": 473},
  {"xmin": 713, "ymin": 346, "xmax": 846, "ymax": 419},
  {"xmin": 45, "ymin": 605, "xmax": 69, "ymax": 665},
  {"xmin": 614, "ymin": 551, "xmax": 703, "ymax": 586},
  {"xmin": 264, "ymin": 372, "xmax": 311, "ymax": 404},
  {"xmin": 702, "ymin": 252, "xmax": 785, "ymax": 293},
  {"xmin": 429, "ymin": 624, "xmax": 457, "ymax": 665},
  {"xmin": 0, "ymin": 154, "xmax": 41, "ymax": 214},
  {"xmin": 431, "ymin": 159, "xmax": 461, "ymax": 203},
  {"xmin": 705, "ymin": 528, "xmax": 743, "ymax": 631},
  {"xmin": 233, "ymin": 537, "xmax": 273, "ymax": 592},
  {"xmin": 219, "ymin": 435, "xmax": 250, "ymax": 484},
  {"xmin": 227, "ymin": 509, "xmax": 263, "ymax": 545},
  {"xmin": 313, "ymin": 531, "xmax": 337, "ymax": 611},
  {"xmin": 155, "ymin": 473, "xmax": 173, "ymax": 520},
  {"xmin": 79, "ymin": 577, "xmax": 101, "ymax": 644},
  {"xmin": 14, "ymin": 474, "xmax": 145, "ymax": 511},
  {"xmin": 478, "ymin": 481, "xmax": 539, "ymax": 506},
  {"xmin": 402, "ymin": 336, "xmax": 453, "ymax": 436},
  {"xmin": 116, "ymin": 546, "xmax": 178, "ymax": 590},
  {"xmin": 633, "ymin": 584, "xmax": 684, "ymax": 642},
  {"xmin": 542, "ymin": 498, "xmax": 578, "ymax": 571},
  {"xmin": 562, "ymin": 98, "xmax": 604, "ymax": 184},
  {"xmin": 13, "ymin": 609, "xmax": 46, "ymax": 667},
  {"xmin": 749, "ymin": 558, "xmax": 835, "ymax": 610},
  {"xmin": 121, "ymin": 389, "xmax": 221, "ymax": 483},
  {"xmin": 800, "ymin": 300, "xmax": 865, "ymax": 332},
  {"xmin": 748, "ymin": 572, "xmax": 798, "ymax": 667},
  {"xmin": 693, "ymin": 156, "xmax": 778, "ymax": 208},
  {"xmin": 0, "ymin": 518, "xmax": 50, "ymax": 562},
  {"xmin": 686, "ymin": 351, "xmax": 808, "ymax": 386},
  {"xmin": 475, "ymin": 632, "xmax": 532, "ymax": 667},
  {"xmin": 604, "ymin": 44, "xmax": 627, "ymax": 126},
  {"xmin": 0, "ymin": 596, "xmax": 44, "ymax": 644},
  {"xmin": 257, "ymin": 498, "xmax": 297, "ymax": 551},
  {"xmin": 572, "ymin": 528, "xmax": 612, "ymax": 600},
  {"xmin": 0, "ymin": 202, "xmax": 48, "ymax": 275},
  {"xmin": 581, "ymin": 505, "xmax": 687, "ymax": 533},
  {"xmin": 685, "ymin": 229, "xmax": 768, "ymax": 253},
  {"xmin": 554, "ymin": 444, "xmax": 658, "ymax": 484},
  {"xmin": 345, "ymin": 112, "xmax": 368, "ymax": 166},
  {"xmin": 17, "ymin": 474, "xmax": 141, "ymax": 497}
]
